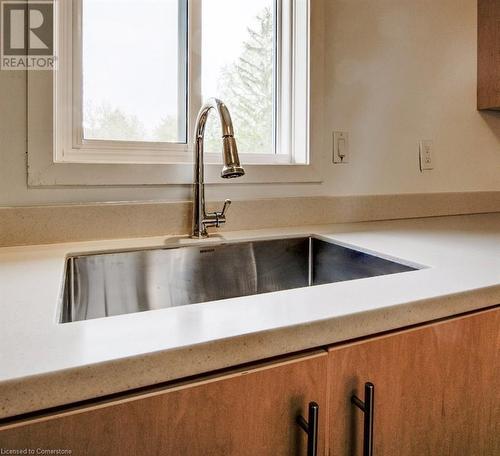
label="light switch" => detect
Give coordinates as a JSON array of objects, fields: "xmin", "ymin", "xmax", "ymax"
[
  {"xmin": 333, "ymin": 131, "xmax": 349, "ymax": 163},
  {"xmin": 338, "ymin": 138, "xmax": 347, "ymax": 159},
  {"xmin": 419, "ymin": 140, "xmax": 434, "ymax": 171}
]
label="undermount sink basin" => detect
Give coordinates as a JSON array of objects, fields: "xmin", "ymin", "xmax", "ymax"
[{"xmin": 60, "ymin": 236, "xmax": 418, "ymax": 323}]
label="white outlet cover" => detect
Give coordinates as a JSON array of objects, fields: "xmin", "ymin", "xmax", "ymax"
[{"xmin": 419, "ymin": 140, "xmax": 434, "ymax": 171}]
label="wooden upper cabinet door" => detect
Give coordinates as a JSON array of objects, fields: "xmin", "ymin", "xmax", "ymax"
[
  {"xmin": 328, "ymin": 307, "xmax": 500, "ymax": 456},
  {"xmin": 0, "ymin": 352, "xmax": 328, "ymax": 456},
  {"xmin": 478, "ymin": 0, "xmax": 500, "ymax": 110}
]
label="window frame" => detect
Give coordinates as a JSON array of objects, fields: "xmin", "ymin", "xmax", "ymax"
[
  {"xmin": 72, "ymin": 0, "xmax": 189, "ymax": 152},
  {"xmin": 27, "ymin": 0, "xmax": 322, "ymax": 188},
  {"xmin": 54, "ymin": 0, "xmax": 308, "ymax": 166}
]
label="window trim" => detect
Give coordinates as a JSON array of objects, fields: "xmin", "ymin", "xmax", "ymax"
[
  {"xmin": 27, "ymin": 0, "xmax": 322, "ymax": 187},
  {"xmin": 55, "ymin": 0, "xmax": 194, "ymax": 163},
  {"xmin": 70, "ymin": 0, "xmax": 193, "ymax": 151}
]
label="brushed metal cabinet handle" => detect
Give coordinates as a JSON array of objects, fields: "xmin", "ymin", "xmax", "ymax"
[
  {"xmin": 352, "ymin": 382, "xmax": 375, "ymax": 456},
  {"xmin": 297, "ymin": 401, "xmax": 319, "ymax": 456}
]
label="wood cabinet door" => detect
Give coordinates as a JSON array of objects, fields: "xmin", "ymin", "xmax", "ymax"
[
  {"xmin": 0, "ymin": 352, "xmax": 327, "ymax": 456},
  {"xmin": 327, "ymin": 307, "xmax": 500, "ymax": 456},
  {"xmin": 478, "ymin": 0, "xmax": 500, "ymax": 110}
]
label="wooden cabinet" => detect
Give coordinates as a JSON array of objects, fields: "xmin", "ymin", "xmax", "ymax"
[
  {"xmin": 478, "ymin": 0, "xmax": 500, "ymax": 110},
  {"xmin": 1, "ymin": 308, "xmax": 498, "ymax": 455},
  {"xmin": 0, "ymin": 352, "xmax": 328, "ymax": 456},
  {"xmin": 327, "ymin": 308, "xmax": 500, "ymax": 456}
]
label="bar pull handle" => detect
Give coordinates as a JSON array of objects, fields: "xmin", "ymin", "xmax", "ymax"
[
  {"xmin": 351, "ymin": 382, "xmax": 375, "ymax": 456},
  {"xmin": 297, "ymin": 401, "xmax": 319, "ymax": 456}
]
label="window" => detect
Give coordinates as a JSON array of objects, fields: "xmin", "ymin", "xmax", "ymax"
[
  {"xmin": 201, "ymin": 0, "xmax": 275, "ymax": 156},
  {"xmin": 81, "ymin": 0, "xmax": 188, "ymax": 144},
  {"xmin": 53, "ymin": 0, "xmax": 310, "ymax": 167}
]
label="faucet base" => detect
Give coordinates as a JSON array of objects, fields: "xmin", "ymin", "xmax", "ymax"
[{"xmin": 191, "ymin": 230, "xmax": 209, "ymax": 239}]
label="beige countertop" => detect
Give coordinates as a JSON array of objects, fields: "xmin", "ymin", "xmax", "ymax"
[{"xmin": 0, "ymin": 213, "xmax": 499, "ymax": 419}]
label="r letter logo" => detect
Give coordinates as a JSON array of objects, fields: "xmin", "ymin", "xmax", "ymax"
[{"xmin": 1, "ymin": 1, "xmax": 55, "ymax": 70}]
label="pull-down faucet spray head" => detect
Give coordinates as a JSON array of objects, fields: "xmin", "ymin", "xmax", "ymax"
[{"xmin": 221, "ymin": 136, "xmax": 245, "ymax": 179}]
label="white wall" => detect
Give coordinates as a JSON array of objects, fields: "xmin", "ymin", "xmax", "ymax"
[
  {"xmin": 322, "ymin": 0, "xmax": 500, "ymax": 195},
  {"xmin": 0, "ymin": 0, "xmax": 498, "ymax": 206}
]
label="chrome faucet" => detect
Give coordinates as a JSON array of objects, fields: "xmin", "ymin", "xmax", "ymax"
[{"xmin": 192, "ymin": 98, "xmax": 245, "ymax": 238}]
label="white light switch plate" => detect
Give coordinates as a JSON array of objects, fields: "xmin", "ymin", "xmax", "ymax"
[
  {"xmin": 333, "ymin": 131, "xmax": 349, "ymax": 164},
  {"xmin": 419, "ymin": 140, "xmax": 434, "ymax": 171}
]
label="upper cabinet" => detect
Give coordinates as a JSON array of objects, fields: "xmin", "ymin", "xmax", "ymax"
[{"xmin": 478, "ymin": 0, "xmax": 500, "ymax": 110}]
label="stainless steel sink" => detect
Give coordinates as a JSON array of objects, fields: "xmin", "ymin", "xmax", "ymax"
[{"xmin": 60, "ymin": 237, "xmax": 418, "ymax": 323}]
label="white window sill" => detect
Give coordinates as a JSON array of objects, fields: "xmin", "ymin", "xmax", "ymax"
[{"xmin": 28, "ymin": 146, "xmax": 322, "ymax": 187}]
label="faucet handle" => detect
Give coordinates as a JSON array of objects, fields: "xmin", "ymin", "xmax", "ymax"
[
  {"xmin": 220, "ymin": 199, "xmax": 231, "ymax": 218},
  {"xmin": 212, "ymin": 199, "xmax": 231, "ymax": 228},
  {"xmin": 206, "ymin": 200, "xmax": 232, "ymax": 228}
]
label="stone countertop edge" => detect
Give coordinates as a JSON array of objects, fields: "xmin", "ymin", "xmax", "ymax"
[{"xmin": 1, "ymin": 289, "xmax": 499, "ymax": 421}]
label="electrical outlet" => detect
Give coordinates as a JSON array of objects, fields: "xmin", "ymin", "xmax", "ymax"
[
  {"xmin": 419, "ymin": 140, "xmax": 434, "ymax": 171},
  {"xmin": 333, "ymin": 131, "xmax": 349, "ymax": 164}
]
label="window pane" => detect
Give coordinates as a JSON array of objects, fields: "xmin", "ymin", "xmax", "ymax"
[
  {"xmin": 202, "ymin": 0, "xmax": 276, "ymax": 154},
  {"xmin": 82, "ymin": 0, "xmax": 187, "ymax": 143}
]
